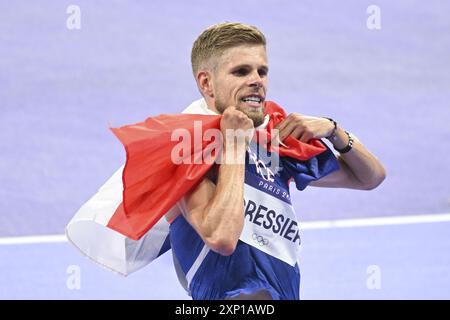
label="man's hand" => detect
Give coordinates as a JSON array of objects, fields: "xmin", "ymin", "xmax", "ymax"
[
  {"xmin": 220, "ymin": 107, "xmax": 254, "ymax": 147},
  {"xmin": 274, "ymin": 113, "xmax": 334, "ymax": 143}
]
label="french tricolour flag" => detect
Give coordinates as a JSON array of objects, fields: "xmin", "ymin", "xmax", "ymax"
[
  {"xmin": 65, "ymin": 98, "xmax": 331, "ymax": 276},
  {"xmin": 66, "ymin": 164, "xmax": 174, "ymax": 275}
]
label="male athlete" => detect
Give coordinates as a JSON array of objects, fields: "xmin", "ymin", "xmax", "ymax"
[{"xmin": 170, "ymin": 22, "xmax": 386, "ymax": 300}]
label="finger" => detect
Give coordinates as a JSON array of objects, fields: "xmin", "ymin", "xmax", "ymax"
[
  {"xmin": 298, "ymin": 131, "xmax": 313, "ymax": 143},
  {"xmin": 274, "ymin": 135, "xmax": 288, "ymax": 148},
  {"xmin": 222, "ymin": 107, "xmax": 235, "ymax": 118},
  {"xmin": 272, "ymin": 115, "xmax": 298, "ymax": 142},
  {"xmin": 274, "ymin": 119, "xmax": 287, "ymax": 132},
  {"xmin": 289, "ymin": 126, "xmax": 306, "ymax": 140},
  {"xmin": 278, "ymin": 121, "xmax": 299, "ymax": 142}
]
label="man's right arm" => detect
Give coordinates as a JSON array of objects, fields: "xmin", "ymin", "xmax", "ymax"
[{"xmin": 181, "ymin": 107, "xmax": 253, "ymax": 256}]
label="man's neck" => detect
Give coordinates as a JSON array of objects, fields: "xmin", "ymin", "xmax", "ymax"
[{"xmin": 204, "ymin": 97, "xmax": 220, "ymax": 114}]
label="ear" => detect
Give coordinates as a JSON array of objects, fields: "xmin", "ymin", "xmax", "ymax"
[{"xmin": 197, "ymin": 71, "xmax": 214, "ymax": 98}]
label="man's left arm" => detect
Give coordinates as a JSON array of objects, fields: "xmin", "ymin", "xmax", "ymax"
[{"xmin": 275, "ymin": 114, "xmax": 386, "ymax": 190}]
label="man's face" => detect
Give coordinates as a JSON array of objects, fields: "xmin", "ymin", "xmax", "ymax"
[{"xmin": 211, "ymin": 45, "xmax": 268, "ymax": 127}]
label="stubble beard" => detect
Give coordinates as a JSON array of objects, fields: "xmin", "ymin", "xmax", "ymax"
[{"xmin": 215, "ymin": 98, "xmax": 265, "ymax": 128}]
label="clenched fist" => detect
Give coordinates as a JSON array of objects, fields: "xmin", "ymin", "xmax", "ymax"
[
  {"xmin": 274, "ymin": 113, "xmax": 335, "ymax": 143},
  {"xmin": 220, "ymin": 107, "xmax": 254, "ymax": 147}
]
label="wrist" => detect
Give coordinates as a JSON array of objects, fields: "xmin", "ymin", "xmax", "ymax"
[
  {"xmin": 223, "ymin": 141, "xmax": 247, "ymax": 164},
  {"xmin": 324, "ymin": 117, "xmax": 337, "ymax": 141},
  {"xmin": 332, "ymin": 128, "xmax": 354, "ymax": 154},
  {"xmin": 323, "ymin": 118, "xmax": 353, "ymax": 153},
  {"xmin": 224, "ymin": 139, "xmax": 247, "ymax": 151}
]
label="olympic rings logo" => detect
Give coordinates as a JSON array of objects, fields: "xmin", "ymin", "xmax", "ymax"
[{"xmin": 252, "ymin": 233, "xmax": 269, "ymax": 246}]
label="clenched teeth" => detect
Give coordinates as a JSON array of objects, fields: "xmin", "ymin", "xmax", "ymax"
[{"xmin": 242, "ymin": 96, "xmax": 262, "ymax": 103}]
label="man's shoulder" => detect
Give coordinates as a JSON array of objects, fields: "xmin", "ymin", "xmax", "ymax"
[{"xmin": 182, "ymin": 98, "xmax": 217, "ymax": 115}]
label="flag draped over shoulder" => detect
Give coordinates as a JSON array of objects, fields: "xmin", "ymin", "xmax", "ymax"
[
  {"xmin": 108, "ymin": 100, "xmax": 327, "ymax": 241},
  {"xmin": 65, "ymin": 99, "xmax": 335, "ymax": 276}
]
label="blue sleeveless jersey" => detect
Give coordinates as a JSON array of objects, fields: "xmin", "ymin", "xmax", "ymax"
[{"xmin": 170, "ymin": 141, "xmax": 339, "ymax": 300}]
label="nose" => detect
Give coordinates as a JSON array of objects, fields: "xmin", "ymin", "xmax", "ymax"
[{"xmin": 248, "ymin": 70, "xmax": 264, "ymax": 89}]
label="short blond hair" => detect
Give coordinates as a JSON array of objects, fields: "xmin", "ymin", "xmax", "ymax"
[{"xmin": 191, "ymin": 22, "xmax": 266, "ymax": 76}]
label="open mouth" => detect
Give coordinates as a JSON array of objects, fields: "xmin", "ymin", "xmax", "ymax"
[{"xmin": 240, "ymin": 95, "xmax": 264, "ymax": 109}]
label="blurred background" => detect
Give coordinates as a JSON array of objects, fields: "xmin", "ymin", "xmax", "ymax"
[{"xmin": 1, "ymin": 0, "xmax": 449, "ymax": 299}]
